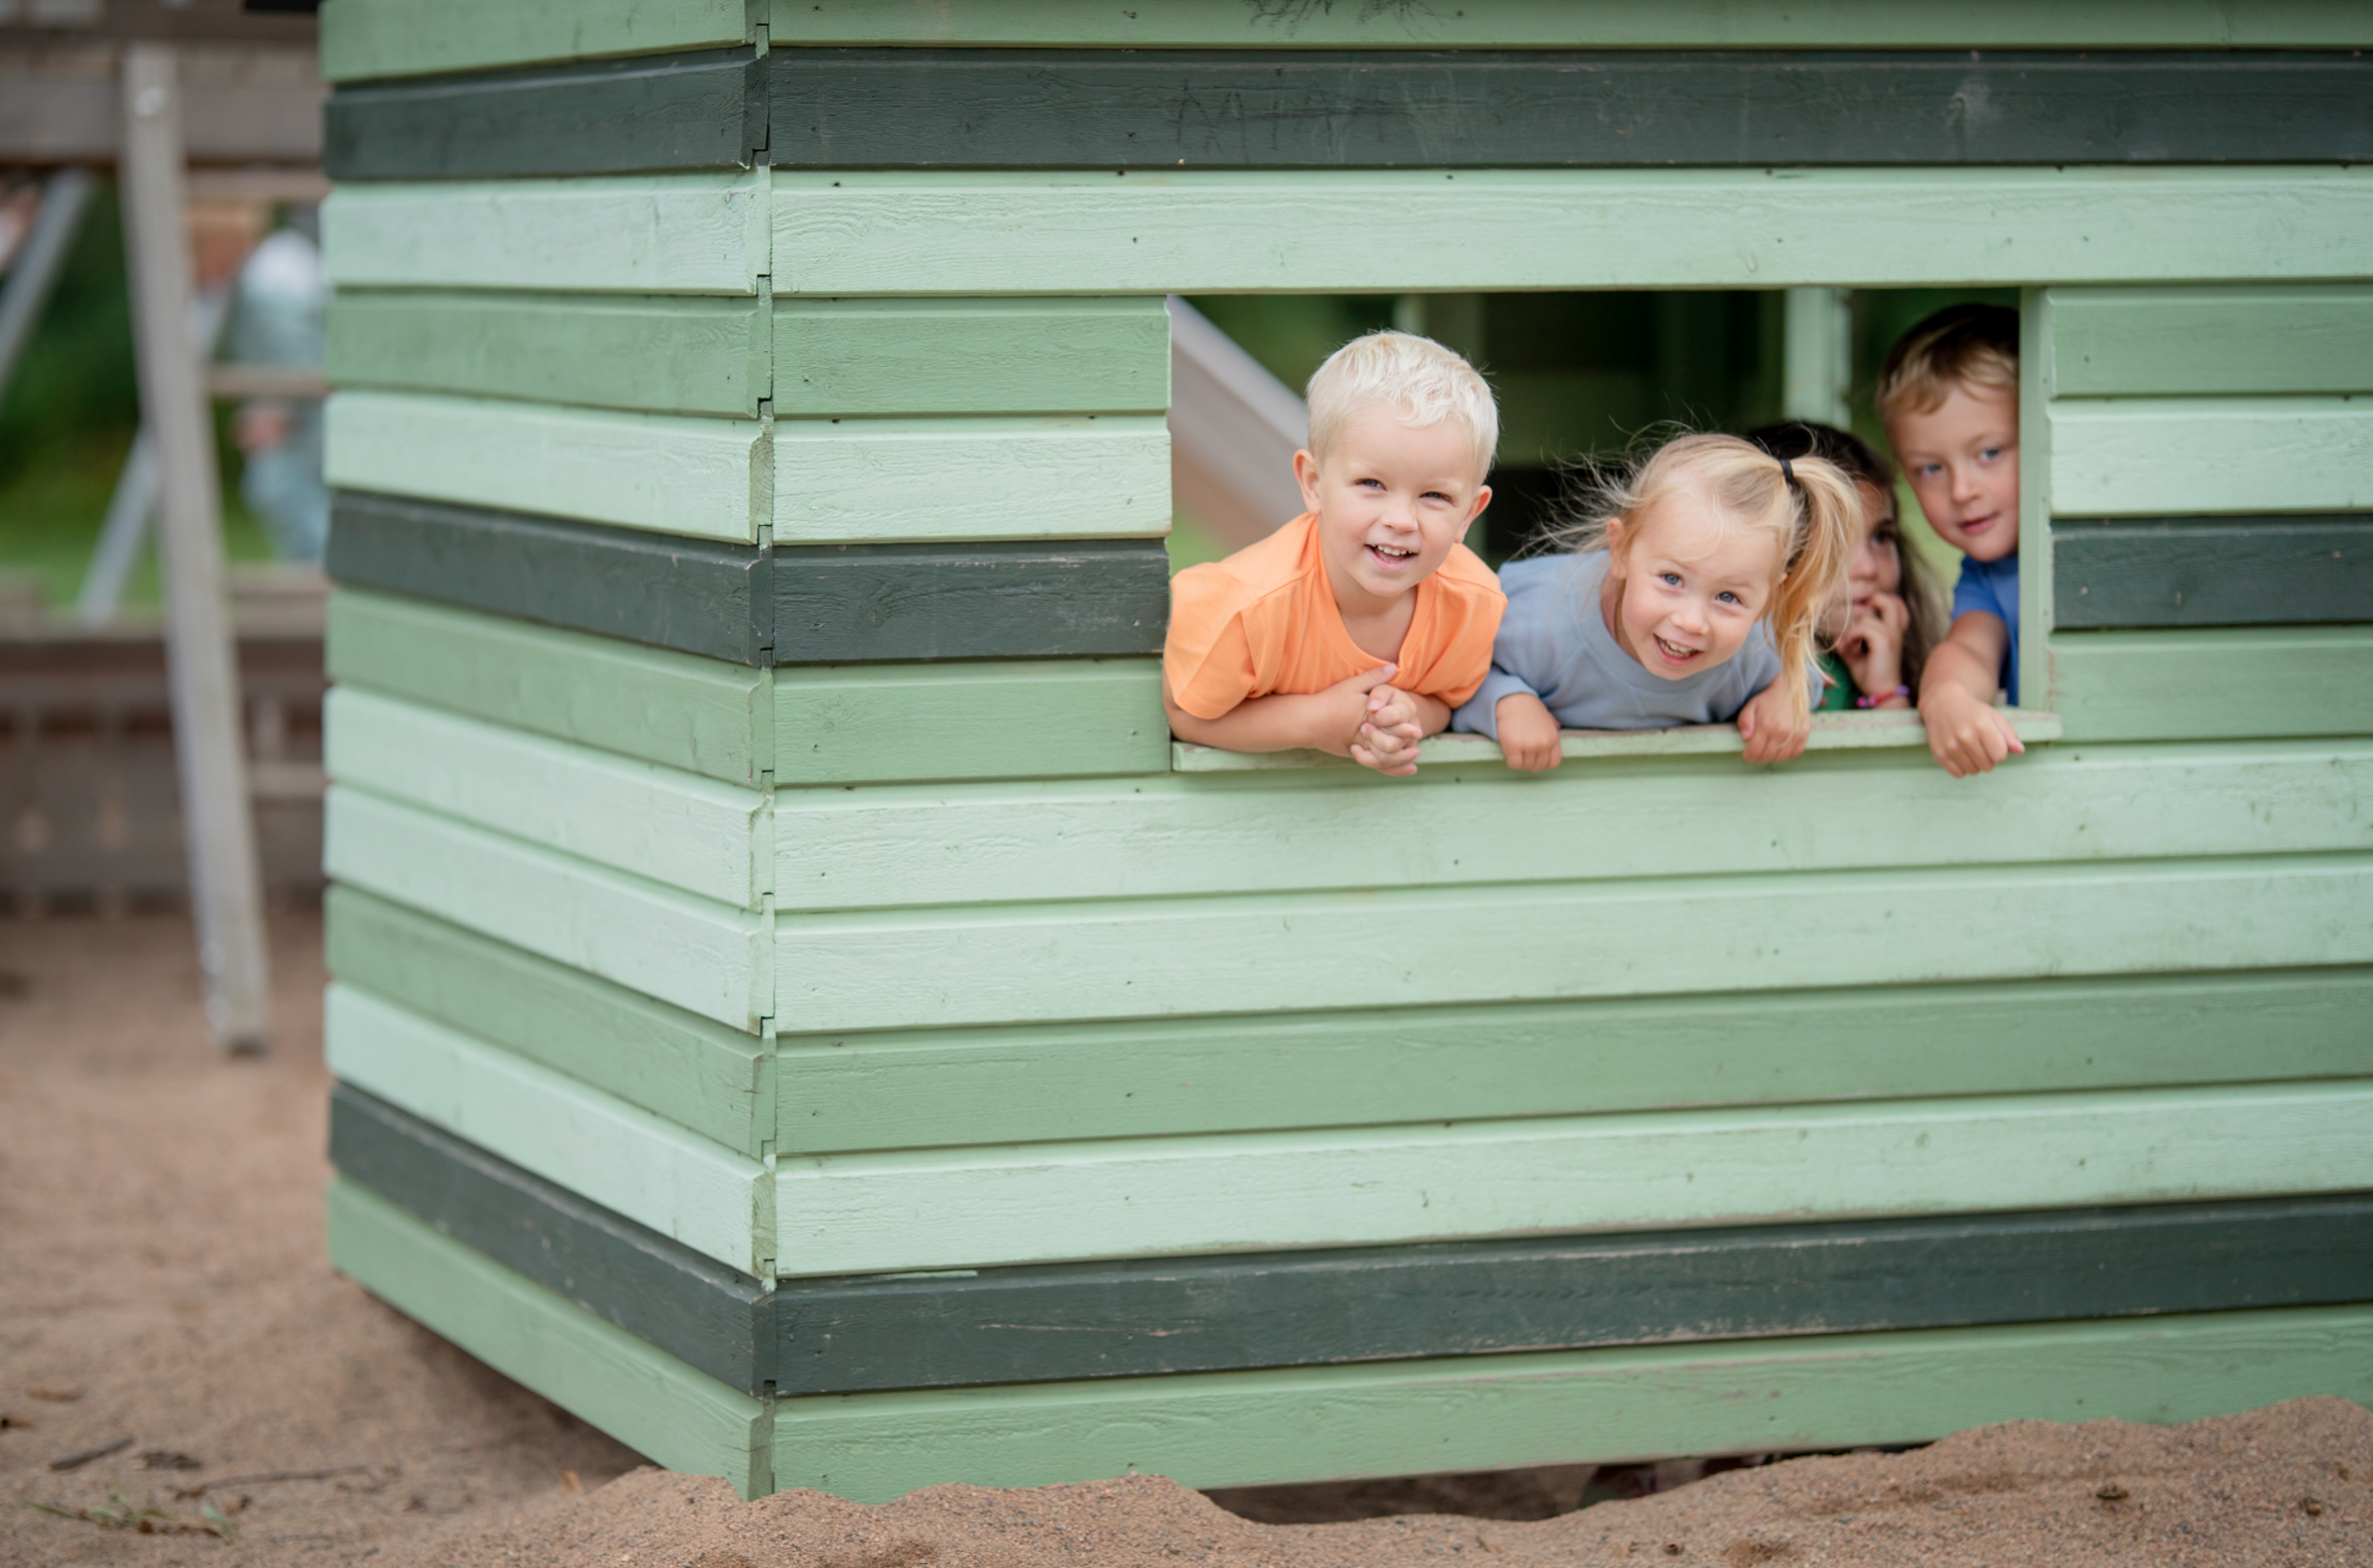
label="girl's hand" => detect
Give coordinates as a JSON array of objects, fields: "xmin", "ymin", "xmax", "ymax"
[
  {"xmin": 1838, "ymin": 592, "xmax": 1909, "ymax": 703},
  {"xmin": 1494, "ymin": 691, "xmax": 1564, "ymax": 771},
  {"xmin": 1921, "ymin": 684, "xmax": 2026, "ymax": 778},
  {"xmin": 1736, "ymin": 682, "xmax": 1809, "ymax": 764}
]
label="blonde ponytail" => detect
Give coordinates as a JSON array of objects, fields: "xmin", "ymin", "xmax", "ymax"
[{"xmin": 1763, "ymin": 455, "xmax": 1862, "ymax": 727}]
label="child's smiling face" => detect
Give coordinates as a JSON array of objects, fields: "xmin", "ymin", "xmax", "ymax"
[
  {"xmin": 1889, "ymin": 382, "xmax": 2020, "ymax": 563},
  {"xmin": 1603, "ymin": 485, "xmax": 1786, "ymax": 680},
  {"xmin": 1296, "ymin": 403, "xmax": 1490, "ymax": 622}
]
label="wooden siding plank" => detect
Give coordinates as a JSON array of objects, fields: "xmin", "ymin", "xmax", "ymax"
[
  {"xmin": 770, "ymin": 167, "xmax": 2373, "ymax": 296},
  {"xmin": 780, "ymin": 970, "xmax": 2373, "ymax": 1154},
  {"xmin": 325, "ymin": 687, "xmax": 767, "ymax": 909},
  {"xmin": 775, "ymin": 539, "xmax": 1169, "ymax": 663},
  {"xmin": 325, "ymin": 492, "xmax": 772, "ymax": 665},
  {"xmin": 320, "ymin": 0, "xmax": 756, "ymax": 82},
  {"xmin": 329, "ymin": 1085, "xmax": 771, "ymax": 1392},
  {"xmin": 326, "ymin": 391, "xmax": 764, "ymax": 544},
  {"xmin": 325, "ymin": 786, "xmax": 770, "ymax": 1029},
  {"xmin": 773, "ymin": 1081, "xmax": 2373, "ymax": 1276},
  {"xmin": 326, "ymin": 985, "xmax": 769, "ymax": 1274},
  {"xmin": 327, "ymin": 887, "xmax": 769, "ymax": 1159},
  {"xmin": 2054, "ymin": 516, "xmax": 2373, "ymax": 628},
  {"xmin": 2049, "ymin": 287, "xmax": 2373, "ymax": 397},
  {"xmin": 774, "ymin": 855, "xmax": 2373, "ymax": 1032},
  {"xmin": 327, "ymin": 49, "xmax": 760, "ymax": 179},
  {"xmin": 775, "ymin": 659, "xmax": 1165, "ymax": 785},
  {"xmin": 2050, "ymin": 397, "xmax": 2373, "ymax": 517},
  {"xmin": 2049, "ymin": 626, "xmax": 2373, "ymax": 741},
  {"xmin": 324, "ymin": 1179, "xmax": 773, "ymax": 1498},
  {"xmin": 321, "ymin": 174, "xmax": 768, "ymax": 296},
  {"xmin": 775, "ymin": 740, "xmax": 2373, "ymax": 913},
  {"xmin": 776, "ymin": 297, "xmax": 1169, "ymax": 416},
  {"xmin": 768, "ymin": 49, "xmax": 2373, "ymax": 170},
  {"xmin": 326, "ymin": 292, "xmax": 765, "ymax": 418},
  {"xmin": 773, "ymin": 416, "xmax": 1169, "ymax": 545},
  {"xmin": 772, "ymin": 1304, "xmax": 2373, "ymax": 1501},
  {"xmin": 326, "ymin": 590, "xmax": 769, "ymax": 787}
]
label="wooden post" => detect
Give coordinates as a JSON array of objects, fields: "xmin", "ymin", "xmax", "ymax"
[
  {"xmin": 119, "ymin": 43, "xmax": 272, "ymax": 1053},
  {"xmin": 0, "ymin": 168, "xmax": 94, "ymax": 403},
  {"xmin": 1782, "ymin": 286, "xmax": 1853, "ymax": 428}
]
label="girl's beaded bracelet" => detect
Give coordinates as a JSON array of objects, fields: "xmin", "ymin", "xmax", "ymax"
[{"xmin": 1855, "ymin": 686, "xmax": 1912, "ymax": 709}]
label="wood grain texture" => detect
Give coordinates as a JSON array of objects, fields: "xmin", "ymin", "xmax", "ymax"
[
  {"xmin": 772, "ymin": 854, "xmax": 2373, "ymax": 1032},
  {"xmin": 328, "ymin": 49, "xmax": 761, "ymax": 178},
  {"xmin": 770, "ymin": 167, "xmax": 2373, "ymax": 296},
  {"xmin": 325, "ymin": 1179, "xmax": 773, "ymax": 1499},
  {"xmin": 326, "ymin": 984, "xmax": 770, "ymax": 1275},
  {"xmin": 775, "ymin": 659, "xmax": 1164, "ymax": 785},
  {"xmin": 2049, "ymin": 287, "xmax": 2373, "ymax": 397},
  {"xmin": 768, "ymin": 49, "xmax": 2373, "ymax": 169},
  {"xmin": 327, "ymin": 292, "xmax": 765, "ymax": 418},
  {"xmin": 777, "ymin": 740, "xmax": 2373, "ymax": 912},
  {"xmin": 326, "ymin": 492, "xmax": 773, "ymax": 664},
  {"xmin": 773, "ymin": 416, "xmax": 1169, "ymax": 545},
  {"xmin": 320, "ymin": 0, "xmax": 756, "ymax": 82},
  {"xmin": 326, "ymin": 590, "xmax": 770, "ymax": 787},
  {"xmin": 775, "ymin": 539, "xmax": 1169, "ymax": 663},
  {"xmin": 326, "ymin": 392, "xmax": 765, "ymax": 544},
  {"xmin": 776, "ymin": 297, "xmax": 1169, "ymax": 416},
  {"xmin": 773, "ymin": 1304, "xmax": 2373, "ymax": 1501},
  {"xmin": 330, "ymin": 1084, "xmax": 771, "ymax": 1391},
  {"xmin": 2053, "ymin": 516, "xmax": 2373, "ymax": 628},
  {"xmin": 2048, "ymin": 626, "xmax": 2373, "ymax": 741},
  {"xmin": 772, "ymin": 1080, "xmax": 2373, "ymax": 1276},
  {"xmin": 327, "ymin": 887, "xmax": 770, "ymax": 1159},
  {"xmin": 777, "ymin": 969, "xmax": 2373, "ymax": 1154},
  {"xmin": 325, "ymin": 687, "xmax": 768, "ymax": 908},
  {"xmin": 325, "ymin": 786, "xmax": 770, "ymax": 1030},
  {"xmin": 322, "ymin": 174, "xmax": 768, "ymax": 296},
  {"xmin": 2050, "ymin": 397, "xmax": 2373, "ymax": 517}
]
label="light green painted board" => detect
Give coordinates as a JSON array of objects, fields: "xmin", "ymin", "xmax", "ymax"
[
  {"xmin": 2047, "ymin": 287, "xmax": 2373, "ymax": 398},
  {"xmin": 2020, "ymin": 287, "xmax": 2055, "ymax": 740},
  {"xmin": 778, "ymin": 968, "xmax": 2373, "ymax": 1155},
  {"xmin": 321, "ymin": 0, "xmax": 755, "ymax": 81},
  {"xmin": 773, "ymin": 1080, "xmax": 2373, "ymax": 1276},
  {"xmin": 776, "ymin": 297, "xmax": 1169, "ymax": 417},
  {"xmin": 777, "ymin": 740, "xmax": 2373, "ymax": 913},
  {"xmin": 325, "ymin": 786, "xmax": 770, "ymax": 1029},
  {"xmin": 774, "ymin": 854, "xmax": 2373, "ymax": 1031},
  {"xmin": 2050, "ymin": 396, "xmax": 2373, "ymax": 516},
  {"xmin": 327, "ymin": 591, "xmax": 769, "ymax": 788},
  {"xmin": 327, "ymin": 687, "xmax": 767, "ymax": 909},
  {"xmin": 771, "ymin": 1, "xmax": 2373, "ymax": 51},
  {"xmin": 327, "ymin": 886, "xmax": 769, "ymax": 1159},
  {"xmin": 323, "ymin": 174, "xmax": 769, "ymax": 297},
  {"xmin": 776, "ymin": 659, "xmax": 1165, "ymax": 785},
  {"xmin": 774, "ymin": 1304, "xmax": 2373, "ymax": 1501},
  {"xmin": 326, "ymin": 392, "xmax": 765, "ymax": 544},
  {"xmin": 773, "ymin": 416, "xmax": 1169, "ymax": 545},
  {"xmin": 2050, "ymin": 626, "xmax": 2373, "ymax": 741},
  {"xmin": 327, "ymin": 983, "xmax": 770, "ymax": 1274},
  {"xmin": 327, "ymin": 292, "xmax": 765, "ymax": 418},
  {"xmin": 326, "ymin": 1180, "xmax": 772, "ymax": 1496},
  {"xmin": 771, "ymin": 168, "xmax": 2373, "ymax": 296}
]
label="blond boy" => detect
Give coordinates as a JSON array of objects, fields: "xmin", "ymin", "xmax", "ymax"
[
  {"xmin": 1163, "ymin": 331, "xmax": 1506, "ymax": 776},
  {"xmin": 1879, "ymin": 305, "xmax": 2029, "ymax": 777}
]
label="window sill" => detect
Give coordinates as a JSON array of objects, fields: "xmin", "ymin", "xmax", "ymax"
[{"xmin": 1171, "ymin": 708, "xmax": 2064, "ymax": 772}]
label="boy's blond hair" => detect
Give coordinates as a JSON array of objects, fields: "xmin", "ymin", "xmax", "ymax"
[
  {"xmin": 1877, "ymin": 304, "xmax": 2019, "ymax": 421},
  {"xmin": 1305, "ymin": 329, "xmax": 1498, "ymax": 479}
]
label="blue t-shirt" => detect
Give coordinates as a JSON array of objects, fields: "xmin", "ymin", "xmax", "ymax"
[{"xmin": 1951, "ymin": 554, "xmax": 2021, "ymax": 706}]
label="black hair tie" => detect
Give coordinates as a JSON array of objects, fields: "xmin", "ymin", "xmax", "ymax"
[{"xmin": 1779, "ymin": 455, "xmax": 1799, "ymax": 488}]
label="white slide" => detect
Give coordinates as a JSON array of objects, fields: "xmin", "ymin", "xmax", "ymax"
[{"xmin": 1166, "ymin": 296, "xmax": 1308, "ymax": 550}]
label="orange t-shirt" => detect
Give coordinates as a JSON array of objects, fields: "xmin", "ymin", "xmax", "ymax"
[{"xmin": 1164, "ymin": 513, "xmax": 1507, "ymax": 721}]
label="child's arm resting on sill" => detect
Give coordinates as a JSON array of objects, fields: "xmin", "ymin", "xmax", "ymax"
[
  {"xmin": 1165, "ymin": 663, "xmax": 1446, "ymax": 778},
  {"xmin": 1918, "ymin": 609, "xmax": 2025, "ymax": 778}
]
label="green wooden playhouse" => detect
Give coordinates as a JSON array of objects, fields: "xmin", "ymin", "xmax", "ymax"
[{"xmin": 315, "ymin": 1, "xmax": 2373, "ymax": 1501}]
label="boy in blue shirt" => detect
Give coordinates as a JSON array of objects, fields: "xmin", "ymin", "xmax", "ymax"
[{"xmin": 1880, "ymin": 305, "xmax": 2028, "ymax": 777}]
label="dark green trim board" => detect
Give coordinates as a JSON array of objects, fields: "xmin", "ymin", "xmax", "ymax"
[
  {"xmin": 325, "ymin": 492, "xmax": 1172, "ymax": 664},
  {"xmin": 328, "ymin": 1085, "xmax": 2373, "ymax": 1399},
  {"xmin": 2054, "ymin": 516, "xmax": 2373, "ymax": 630},
  {"xmin": 326, "ymin": 48, "xmax": 764, "ymax": 179}
]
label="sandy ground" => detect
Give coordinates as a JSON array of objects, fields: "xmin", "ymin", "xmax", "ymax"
[{"xmin": 2, "ymin": 911, "xmax": 2368, "ymax": 1568}]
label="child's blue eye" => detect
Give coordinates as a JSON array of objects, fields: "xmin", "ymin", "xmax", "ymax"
[
  {"xmin": 1659, "ymin": 571, "xmax": 1683, "ymax": 587},
  {"xmin": 1979, "ymin": 447, "xmax": 2002, "ymax": 462},
  {"xmin": 1716, "ymin": 590, "xmax": 1741, "ymax": 605}
]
